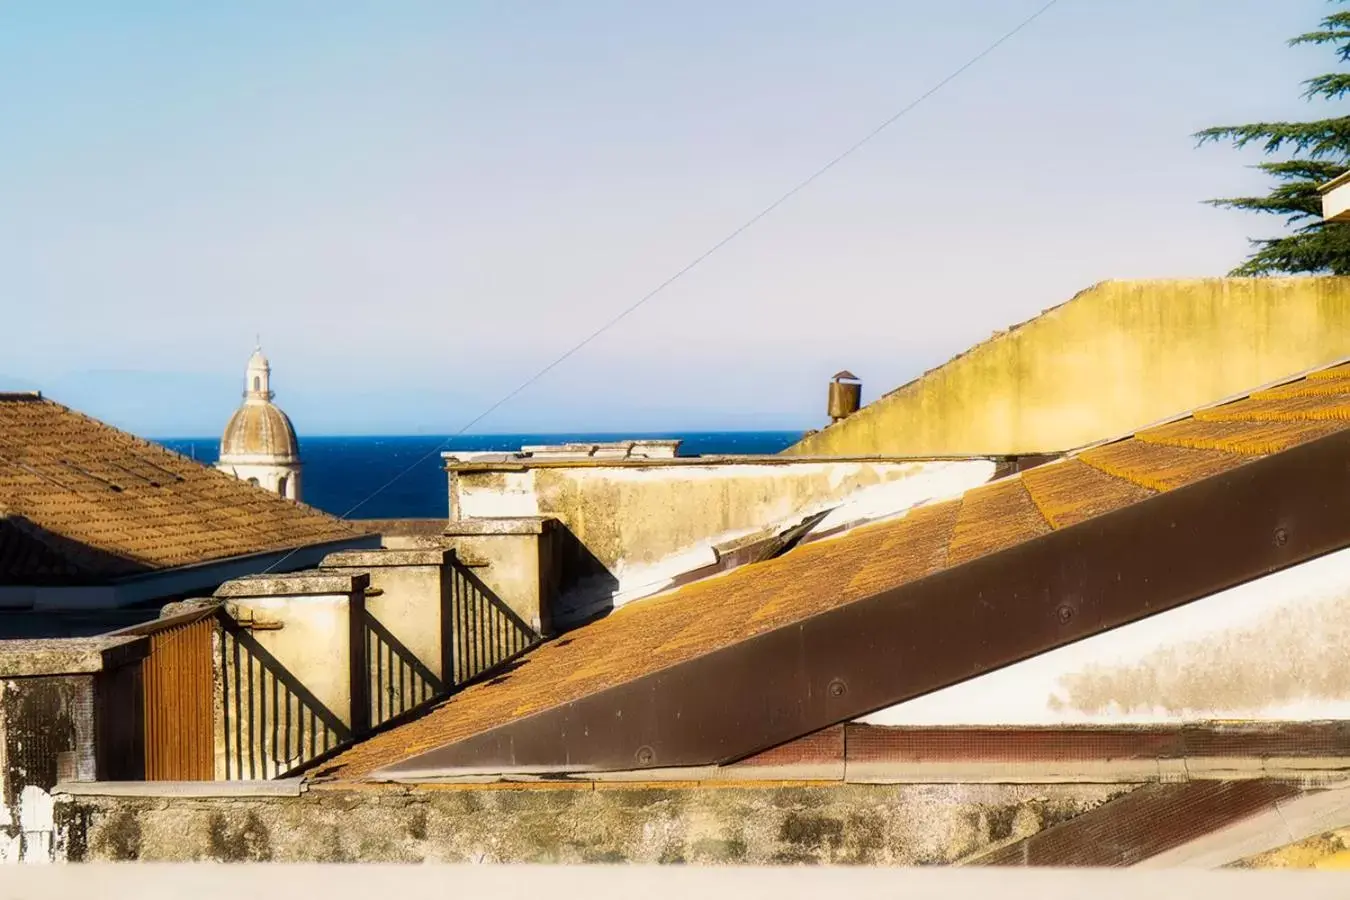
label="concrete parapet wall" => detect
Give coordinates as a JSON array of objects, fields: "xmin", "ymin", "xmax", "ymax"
[{"xmin": 52, "ymin": 781, "xmax": 1127, "ymax": 864}]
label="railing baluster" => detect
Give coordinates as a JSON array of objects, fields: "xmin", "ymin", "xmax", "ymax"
[
  {"xmin": 222, "ymin": 631, "xmax": 233, "ymax": 781},
  {"xmin": 248, "ymin": 653, "xmax": 258, "ymax": 779},
  {"xmin": 284, "ymin": 682, "xmax": 291, "ymax": 772},
  {"xmin": 232, "ymin": 633, "xmax": 244, "ymax": 781},
  {"xmin": 270, "ymin": 667, "xmax": 279, "ymax": 776},
  {"xmin": 373, "ymin": 627, "xmax": 383, "ymax": 726},
  {"xmin": 457, "ymin": 571, "xmax": 468, "ymax": 684},
  {"xmin": 398, "ymin": 646, "xmax": 407, "ymax": 717}
]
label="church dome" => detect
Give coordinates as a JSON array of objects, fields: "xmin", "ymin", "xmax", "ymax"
[
  {"xmin": 218, "ymin": 345, "xmax": 301, "ymax": 463},
  {"xmin": 220, "ymin": 402, "xmax": 299, "ymax": 462}
]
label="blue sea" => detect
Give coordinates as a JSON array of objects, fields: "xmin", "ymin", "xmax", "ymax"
[{"xmin": 158, "ymin": 432, "xmax": 803, "ymax": 520}]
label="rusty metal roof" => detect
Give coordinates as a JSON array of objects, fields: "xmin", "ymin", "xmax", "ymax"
[
  {"xmin": 316, "ymin": 363, "xmax": 1350, "ymax": 782},
  {"xmin": 0, "ymin": 394, "xmax": 364, "ymax": 583}
]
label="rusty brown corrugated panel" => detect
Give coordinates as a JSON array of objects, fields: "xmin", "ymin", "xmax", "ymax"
[
  {"xmin": 845, "ymin": 725, "xmax": 1179, "ymax": 764},
  {"xmin": 975, "ymin": 781, "xmax": 1306, "ymax": 867},
  {"xmin": 142, "ymin": 616, "xmax": 215, "ymax": 781},
  {"xmin": 841, "ymin": 722, "xmax": 1350, "ymax": 764},
  {"xmin": 729, "ymin": 726, "xmax": 845, "ymax": 768}
]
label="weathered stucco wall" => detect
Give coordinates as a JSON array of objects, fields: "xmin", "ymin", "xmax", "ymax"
[
  {"xmin": 0, "ymin": 676, "xmax": 95, "ymax": 863},
  {"xmin": 788, "ymin": 278, "xmax": 1350, "ymax": 456},
  {"xmin": 53, "ymin": 782, "xmax": 1127, "ymax": 865},
  {"xmin": 322, "ymin": 550, "xmax": 450, "ymax": 682},
  {"xmin": 215, "ymin": 574, "xmax": 368, "ymax": 734},
  {"xmin": 365, "ymin": 566, "xmax": 442, "ymax": 676},
  {"xmin": 862, "ymin": 545, "xmax": 1350, "ymax": 727},
  {"xmin": 0, "ymin": 637, "xmax": 149, "ymax": 863},
  {"xmin": 221, "ymin": 595, "xmax": 355, "ymax": 728},
  {"xmin": 448, "ymin": 459, "xmax": 995, "ymax": 623}
]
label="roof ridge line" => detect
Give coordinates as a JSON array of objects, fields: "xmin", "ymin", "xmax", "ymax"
[{"xmin": 1066, "ymin": 354, "xmax": 1350, "ymax": 459}]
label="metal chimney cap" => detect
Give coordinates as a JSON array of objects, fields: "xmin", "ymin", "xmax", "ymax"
[{"xmin": 832, "ymin": 370, "xmax": 860, "ymax": 382}]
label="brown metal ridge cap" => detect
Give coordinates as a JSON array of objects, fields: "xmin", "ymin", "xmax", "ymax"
[{"xmin": 369, "ymin": 428, "xmax": 1350, "ymax": 780}]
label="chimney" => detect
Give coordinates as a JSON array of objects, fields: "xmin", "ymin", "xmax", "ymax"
[{"xmin": 827, "ymin": 371, "xmax": 861, "ymax": 424}]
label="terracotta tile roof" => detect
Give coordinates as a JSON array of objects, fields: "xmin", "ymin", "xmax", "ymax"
[
  {"xmin": 318, "ymin": 363, "xmax": 1350, "ymax": 782},
  {"xmin": 0, "ymin": 394, "xmax": 364, "ymax": 582}
]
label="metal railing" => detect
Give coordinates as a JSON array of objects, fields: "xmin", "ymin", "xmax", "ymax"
[
  {"xmin": 366, "ymin": 613, "xmax": 442, "ymax": 728},
  {"xmin": 365, "ymin": 561, "xmax": 541, "ymax": 728},
  {"xmin": 218, "ymin": 614, "xmax": 350, "ymax": 780},
  {"xmin": 448, "ymin": 560, "xmax": 539, "ymax": 685}
]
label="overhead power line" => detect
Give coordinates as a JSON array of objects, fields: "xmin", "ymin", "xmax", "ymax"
[{"xmin": 262, "ymin": 0, "xmax": 1062, "ymax": 571}]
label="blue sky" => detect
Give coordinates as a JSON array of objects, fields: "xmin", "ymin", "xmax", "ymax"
[{"xmin": 0, "ymin": 1, "xmax": 1337, "ymax": 437}]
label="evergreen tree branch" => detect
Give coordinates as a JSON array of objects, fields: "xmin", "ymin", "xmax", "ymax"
[
  {"xmin": 1304, "ymin": 72, "xmax": 1350, "ymax": 100},
  {"xmin": 1290, "ymin": 28, "xmax": 1350, "ymax": 46},
  {"xmin": 1205, "ymin": 196, "xmax": 1321, "ymax": 225},
  {"xmin": 1228, "ymin": 224, "xmax": 1350, "ymax": 277},
  {"xmin": 1200, "ymin": 2, "xmax": 1350, "ymax": 275},
  {"xmin": 1254, "ymin": 159, "xmax": 1349, "ymax": 182},
  {"xmin": 1289, "ymin": 7, "xmax": 1350, "ymax": 58},
  {"xmin": 1194, "ymin": 118, "xmax": 1350, "ymax": 157}
]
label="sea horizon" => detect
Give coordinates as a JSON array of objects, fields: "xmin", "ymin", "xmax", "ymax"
[{"xmin": 158, "ymin": 430, "xmax": 805, "ymax": 520}]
